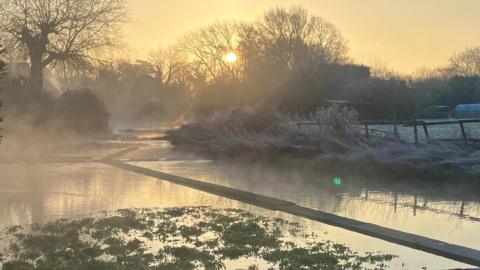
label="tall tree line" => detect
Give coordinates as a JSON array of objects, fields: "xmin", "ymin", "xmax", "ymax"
[{"xmin": 3, "ymin": 2, "xmax": 480, "ymax": 123}]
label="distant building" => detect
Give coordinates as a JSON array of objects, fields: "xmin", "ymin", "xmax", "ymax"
[{"xmin": 454, "ymin": 103, "xmax": 480, "ymax": 118}]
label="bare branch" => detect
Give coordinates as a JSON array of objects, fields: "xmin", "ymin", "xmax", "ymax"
[{"xmin": 0, "ymin": 0, "xmax": 128, "ymax": 88}]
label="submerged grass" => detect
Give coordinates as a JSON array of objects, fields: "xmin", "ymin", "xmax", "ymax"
[{"xmin": 0, "ymin": 207, "xmax": 395, "ymax": 270}]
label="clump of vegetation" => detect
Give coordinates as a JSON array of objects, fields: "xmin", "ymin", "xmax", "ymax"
[
  {"xmin": 57, "ymin": 89, "xmax": 110, "ymax": 134},
  {"xmin": 3, "ymin": 82, "xmax": 110, "ymax": 137},
  {"xmin": 166, "ymin": 104, "xmax": 364, "ymax": 156},
  {"xmin": 0, "ymin": 207, "xmax": 396, "ymax": 269}
]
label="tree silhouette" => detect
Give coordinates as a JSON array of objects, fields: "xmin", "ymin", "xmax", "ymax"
[
  {"xmin": 0, "ymin": 0, "xmax": 128, "ymax": 90},
  {"xmin": 257, "ymin": 6, "xmax": 348, "ymax": 70},
  {"xmin": 448, "ymin": 47, "xmax": 480, "ymax": 76},
  {"xmin": 180, "ymin": 22, "xmax": 242, "ymax": 82},
  {"xmin": 0, "ymin": 45, "xmax": 6, "ymax": 142}
]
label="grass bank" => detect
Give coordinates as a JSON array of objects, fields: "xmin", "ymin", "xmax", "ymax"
[{"xmin": 165, "ymin": 106, "xmax": 480, "ymax": 181}]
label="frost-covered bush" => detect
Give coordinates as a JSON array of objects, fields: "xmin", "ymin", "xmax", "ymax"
[
  {"xmin": 307, "ymin": 104, "xmax": 359, "ymax": 135},
  {"xmin": 166, "ymin": 104, "xmax": 367, "ymax": 156}
]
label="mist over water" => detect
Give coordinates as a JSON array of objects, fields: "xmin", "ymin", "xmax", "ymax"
[{"xmin": 0, "ymin": 130, "xmax": 478, "ymax": 269}]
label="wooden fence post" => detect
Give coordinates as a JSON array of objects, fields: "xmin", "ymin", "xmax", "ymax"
[
  {"xmin": 459, "ymin": 121, "xmax": 467, "ymax": 145},
  {"xmin": 413, "ymin": 122, "xmax": 419, "ymax": 144},
  {"xmin": 365, "ymin": 122, "xmax": 369, "ymax": 138},
  {"xmin": 413, "ymin": 195, "xmax": 418, "ymax": 216},
  {"xmin": 393, "ymin": 193, "xmax": 398, "ymax": 213},
  {"xmin": 393, "ymin": 117, "xmax": 399, "ymax": 140},
  {"xmin": 459, "ymin": 201, "xmax": 466, "ymax": 217},
  {"xmin": 422, "ymin": 122, "xmax": 430, "ymax": 143}
]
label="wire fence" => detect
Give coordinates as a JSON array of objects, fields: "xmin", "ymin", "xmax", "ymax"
[{"xmin": 295, "ymin": 119, "xmax": 480, "ymax": 145}]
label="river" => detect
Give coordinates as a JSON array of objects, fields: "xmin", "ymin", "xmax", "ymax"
[{"xmin": 0, "ymin": 128, "xmax": 478, "ymax": 269}]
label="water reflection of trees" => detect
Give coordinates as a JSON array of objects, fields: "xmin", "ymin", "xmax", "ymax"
[
  {"xmin": 146, "ymin": 159, "xmax": 480, "ymax": 224},
  {"xmin": 363, "ymin": 190, "xmax": 480, "ymax": 222}
]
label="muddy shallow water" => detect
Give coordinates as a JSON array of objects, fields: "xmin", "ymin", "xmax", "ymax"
[{"xmin": 0, "ymin": 132, "xmax": 479, "ymax": 269}]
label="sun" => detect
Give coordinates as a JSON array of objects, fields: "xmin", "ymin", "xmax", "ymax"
[{"xmin": 224, "ymin": 52, "xmax": 238, "ymax": 63}]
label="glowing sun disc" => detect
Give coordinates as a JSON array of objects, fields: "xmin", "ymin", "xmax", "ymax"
[{"xmin": 225, "ymin": 52, "xmax": 237, "ymax": 63}]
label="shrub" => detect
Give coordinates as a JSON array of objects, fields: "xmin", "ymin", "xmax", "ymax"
[
  {"xmin": 166, "ymin": 104, "xmax": 363, "ymax": 156},
  {"xmin": 3, "ymin": 82, "xmax": 110, "ymax": 136},
  {"xmin": 57, "ymin": 89, "xmax": 110, "ymax": 134},
  {"xmin": 3, "ymin": 79, "xmax": 57, "ymax": 129}
]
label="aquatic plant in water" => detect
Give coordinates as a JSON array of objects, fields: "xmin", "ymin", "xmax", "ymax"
[{"xmin": 0, "ymin": 207, "xmax": 395, "ymax": 270}]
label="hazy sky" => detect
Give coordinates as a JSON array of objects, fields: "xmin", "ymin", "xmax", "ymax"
[{"xmin": 124, "ymin": 0, "xmax": 480, "ymax": 74}]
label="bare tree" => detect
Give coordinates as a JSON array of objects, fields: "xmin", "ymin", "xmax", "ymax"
[
  {"xmin": 257, "ymin": 6, "xmax": 348, "ymax": 69},
  {"xmin": 448, "ymin": 47, "xmax": 480, "ymax": 77},
  {"xmin": 179, "ymin": 22, "xmax": 244, "ymax": 82},
  {"xmin": 149, "ymin": 46, "xmax": 190, "ymax": 87},
  {"xmin": 305, "ymin": 16, "xmax": 348, "ymax": 65},
  {"xmin": 166, "ymin": 7, "xmax": 347, "ymax": 86},
  {"xmin": 0, "ymin": 0, "xmax": 128, "ymax": 89}
]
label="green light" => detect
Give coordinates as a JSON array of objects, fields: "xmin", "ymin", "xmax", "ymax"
[{"xmin": 333, "ymin": 177, "xmax": 342, "ymax": 185}]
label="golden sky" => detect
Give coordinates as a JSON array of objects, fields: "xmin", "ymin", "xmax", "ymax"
[{"xmin": 124, "ymin": 0, "xmax": 480, "ymax": 74}]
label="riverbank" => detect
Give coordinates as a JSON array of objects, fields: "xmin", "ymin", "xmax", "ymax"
[{"xmin": 165, "ymin": 106, "xmax": 480, "ymax": 181}]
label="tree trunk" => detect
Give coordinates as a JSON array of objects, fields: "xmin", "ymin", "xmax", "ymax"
[{"xmin": 30, "ymin": 53, "xmax": 44, "ymax": 90}]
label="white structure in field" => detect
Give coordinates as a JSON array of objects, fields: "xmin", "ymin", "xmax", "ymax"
[{"xmin": 455, "ymin": 103, "xmax": 480, "ymax": 118}]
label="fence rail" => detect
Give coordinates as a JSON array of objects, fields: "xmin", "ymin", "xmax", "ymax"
[
  {"xmin": 400, "ymin": 119, "xmax": 480, "ymax": 144},
  {"xmin": 295, "ymin": 118, "xmax": 480, "ymax": 145}
]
